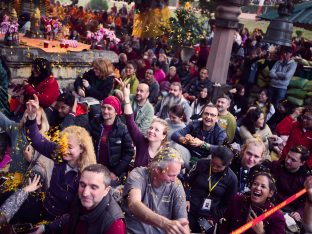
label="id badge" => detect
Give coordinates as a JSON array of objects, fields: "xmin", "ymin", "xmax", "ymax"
[{"xmin": 201, "ymin": 198, "xmax": 212, "ymax": 211}]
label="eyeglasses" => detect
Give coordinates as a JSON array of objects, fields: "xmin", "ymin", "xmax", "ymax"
[
  {"xmin": 202, "ymin": 112, "xmax": 217, "ymax": 117},
  {"xmin": 146, "ymin": 72, "xmax": 153, "ymax": 75}
]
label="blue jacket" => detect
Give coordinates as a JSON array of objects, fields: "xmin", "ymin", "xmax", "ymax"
[
  {"xmin": 171, "ymin": 121, "xmax": 226, "ymax": 159},
  {"xmin": 269, "ymin": 59, "xmax": 297, "ymax": 89}
]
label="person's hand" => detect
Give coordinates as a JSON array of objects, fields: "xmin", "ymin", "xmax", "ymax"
[
  {"xmin": 115, "ymin": 77, "xmax": 130, "ymax": 101},
  {"xmin": 189, "ymin": 138, "xmax": 204, "ymax": 148},
  {"xmin": 305, "ymin": 176, "xmax": 312, "ymax": 202},
  {"xmin": 78, "ymin": 88, "xmax": 85, "ymax": 97},
  {"xmin": 82, "ymin": 79, "xmax": 90, "ymax": 88},
  {"xmin": 268, "ymin": 135, "xmax": 283, "ymax": 144},
  {"xmin": 72, "ymin": 98, "xmax": 78, "ymax": 113},
  {"xmin": 26, "ymin": 94, "xmax": 39, "ymax": 120},
  {"xmin": 162, "ymin": 219, "xmax": 189, "ymax": 234},
  {"xmin": 248, "ymin": 210, "xmax": 265, "ymax": 234},
  {"xmin": 110, "ymin": 172, "xmax": 118, "ymax": 181},
  {"xmin": 290, "ymin": 212, "xmax": 302, "ymax": 222},
  {"xmin": 291, "ymin": 107, "xmax": 304, "ymax": 120},
  {"xmin": 23, "ymin": 174, "xmax": 41, "ymax": 193},
  {"xmin": 179, "ymin": 137, "xmax": 188, "ymax": 145},
  {"xmin": 23, "ymin": 145, "xmax": 34, "ymax": 162},
  {"xmin": 186, "ymin": 201, "xmax": 190, "ymax": 212},
  {"xmin": 29, "ymin": 224, "xmax": 45, "ymax": 234}
]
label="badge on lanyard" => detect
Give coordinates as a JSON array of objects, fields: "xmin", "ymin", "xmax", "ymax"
[{"xmin": 201, "ymin": 198, "xmax": 212, "ymax": 211}]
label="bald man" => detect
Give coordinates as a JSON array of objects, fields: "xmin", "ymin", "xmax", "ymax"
[{"xmin": 130, "ymin": 83, "xmax": 155, "ymax": 134}]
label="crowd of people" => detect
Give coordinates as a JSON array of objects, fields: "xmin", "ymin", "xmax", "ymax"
[{"xmin": 0, "ymin": 1, "xmax": 312, "ymax": 234}]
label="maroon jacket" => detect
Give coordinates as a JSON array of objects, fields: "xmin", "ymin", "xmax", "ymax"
[{"xmin": 218, "ymin": 194, "xmax": 285, "ymax": 234}]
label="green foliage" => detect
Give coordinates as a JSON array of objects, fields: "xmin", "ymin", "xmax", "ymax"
[
  {"xmin": 162, "ymin": 7, "xmax": 206, "ymax": 50},
  {"xmin": 89, "ymin": 0, "xmax": 108, "ymax": 11},
  {"xmin": 180, "ymin": 0, "xmax": 217, "ymax": 15}
]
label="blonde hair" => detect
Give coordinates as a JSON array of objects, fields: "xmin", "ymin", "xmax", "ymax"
[
  {"xmin": 151, "ymin": 118, "xmax": 169, "ymax": 146},
  {"xmin": 241, "ymin": 137, "xmax": 266, "ymax": 159},
  {"xmin": 61, "ymin": 126, "xmax": 96, "ymax": 172},
  {"xmin": 92, "ymin": 58, "xmax": 114, "ymax": 79}
]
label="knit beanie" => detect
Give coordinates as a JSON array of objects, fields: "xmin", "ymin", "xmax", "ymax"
[{"xmin": 101, "ymin": 96, "xmax": 122, "ymax": 116}]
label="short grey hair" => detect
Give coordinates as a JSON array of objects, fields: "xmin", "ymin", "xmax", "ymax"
[{"xmin": 149, "ymin": 147, "xmax": 184, "ymax": 171}]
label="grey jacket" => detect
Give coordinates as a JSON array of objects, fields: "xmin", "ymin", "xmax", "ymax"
[
  {"xmin": 131, "ymin": 96, "xmax": 154, "ymax": 135},
  {"xmin": 269, "ymin": 59, "xmax": 297, "ymax": 89}
]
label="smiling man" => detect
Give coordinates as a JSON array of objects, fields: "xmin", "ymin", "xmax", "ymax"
[
  {"xmin": 63, "ymin": 164, "xmax": 126, "ymax": 234},
  {"xmin": 263, "ymin": 145, "xmax": 310, "ymax": 223},
  {"xmin": 123, "ymin": 147, "xmax": 189, "ymax": 234},
  {"xmin": 172, "ymin": 104, "xmax": 226, "ymax": 162}
]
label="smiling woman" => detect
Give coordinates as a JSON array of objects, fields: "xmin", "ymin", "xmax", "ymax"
[{"xmin": 218, "ymin": 171, "xmax": 286, "ymax": 234}]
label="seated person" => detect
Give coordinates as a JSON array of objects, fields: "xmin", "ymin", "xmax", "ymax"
[
  {"xmin": 230, "ymin": 137, "xmax": 266, "ymax": 193},
  {"xmin": 185, "ymin": 146, "xmax": 237, "ymax": 233},
  {"xmin": 218, "ymin": 171, "xmax": 286, "ymax": 234},
  {"xmin": 275, "ymin": 105, "xmax": 312, "ymax": 168},
  {"xmin": 45, "ymin": 92, "xmax": 88, "ymax": 132},
  {"xmin": 88, "ymin": 96, "xmax": 134, "ymax": 182},
  {"xmin": 263, "ymin": 145, "xmax": 310, "ymax": 223},
  {"xmin": 172, "ymin": 104, "xmax": 226, "ymax": 164},
  {"xmin": 74, "ymin": 58, "xmax": 114, "ymax": 101},
  {"xmin": 58, "ymin": 164, "xmax": 126, "ymax": 234},
  {"xmin": 123, "ymin": 147, "xmax": 189, "ymax": 234}
]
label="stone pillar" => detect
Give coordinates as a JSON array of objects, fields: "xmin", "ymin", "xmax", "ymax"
[{"xmin": 207, "ymin": 0, "xmax": 247, "ymax": 85}]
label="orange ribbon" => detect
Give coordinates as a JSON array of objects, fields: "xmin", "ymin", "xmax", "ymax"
[{"xmin": 231, "ymin": 188, "xmax": 307, "ymax": 234}]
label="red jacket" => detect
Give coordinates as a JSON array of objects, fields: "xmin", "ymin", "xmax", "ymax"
[
  {"xmin": 276, "ymin": 115, "xmax": 312, "ymax": 168},
  {"xmin": 24, "ymin": 75, "xmax": 60, "ymax": 108}
]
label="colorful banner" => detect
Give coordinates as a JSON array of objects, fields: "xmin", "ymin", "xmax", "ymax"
[{"xmin": 231, "ymin": 188, "xmax": 307, "ymax": 234}]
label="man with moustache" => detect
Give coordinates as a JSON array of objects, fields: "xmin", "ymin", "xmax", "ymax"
[
  {"xmin": 171, "ymin": 103, "xmax": 226, "ymax": 162},
  {"xmin": 156, "ymin": 82, "xmax": 192, "ymax": 122}
]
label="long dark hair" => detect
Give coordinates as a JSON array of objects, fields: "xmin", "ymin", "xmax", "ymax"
[
  {"xmin": 169, "ymin": 104, "xmax": 187, "ymax": 123},
  {"xmin": 241, "ymin": 107, "xmax": 265, "ymax": 134},
  {"xmin": 28, "ymin": 58, "xmax": 52, "ymax": 85}
]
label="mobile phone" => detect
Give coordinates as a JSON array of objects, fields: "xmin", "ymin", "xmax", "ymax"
[{"xmin": 198, "ymin": 217, "xmax": 213, "ymax": 232}]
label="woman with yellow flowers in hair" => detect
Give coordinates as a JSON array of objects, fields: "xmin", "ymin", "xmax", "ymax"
[{"xmin": 5, "ymin": 94, "xmax": 96, "ymax": 233}]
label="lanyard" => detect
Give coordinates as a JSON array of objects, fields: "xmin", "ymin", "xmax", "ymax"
[{"xmin": 208, "ymin": 163, "xmax": 224, "ymax": 196}]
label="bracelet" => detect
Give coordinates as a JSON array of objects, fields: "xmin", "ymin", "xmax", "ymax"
[
  {"xmin": 124, "ymin": 101, "xmax": 130, "ymax": 105},
  {"xmin": 201, "ymin": 142, "xmax": 210, "ymax": 151}
]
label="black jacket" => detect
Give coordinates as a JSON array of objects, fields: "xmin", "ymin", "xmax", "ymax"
[
  {"xmin": 45, "ymin": 104, "xmax": 89, "ymax": 131},
  {"xmin": 74, "ymin": 70, "xmax": 114, "ymax": 101},
  {"xmin": 67, "ymin": 193, "xmax": 124, "ymax": 234},
  {"xmin": 89, "ymin": 117, "xmax": 134, "ymax": 176}
]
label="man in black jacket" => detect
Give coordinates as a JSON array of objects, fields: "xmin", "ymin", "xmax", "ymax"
[
  {"xmin": 61, "ymin": 164, "xmax": 126, "ymax": 234},
  {"xmin": 89, "ymin": 96, "xmax": 134, "ymax": 184}
]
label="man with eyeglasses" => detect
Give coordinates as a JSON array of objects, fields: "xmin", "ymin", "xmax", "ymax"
[
  {"xmin": 45, "ymin": 92, "xmax": 89, "ymax": 133},
  {"xmin": 262, "ymin": 145, "xmax": 310, "ymax": 225},
  {"xmin": 276, "ymin": 105, "xmax": 312, "ymax": 168},
  {"xmin": 141, "ymin": 69, "xmax": 159, "ymax": 104},
  {"xmin": 172, "ymin": 104, "xmax": 226, "ymax": 163}
]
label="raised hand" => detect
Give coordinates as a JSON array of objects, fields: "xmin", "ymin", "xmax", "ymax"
[
  {"xmin": 23, "ymin": 174, "xmax": 41, "ymax": 193},
  {"xmin": 26, "ymin": 94, "xmax": 39, "ymax": 120}
]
